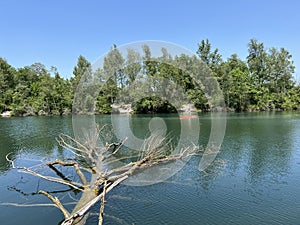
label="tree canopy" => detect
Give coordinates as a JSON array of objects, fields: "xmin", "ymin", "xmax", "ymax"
[{"xmin": 0, "ymin": 38, "xmax": 299, "ymax": 116}]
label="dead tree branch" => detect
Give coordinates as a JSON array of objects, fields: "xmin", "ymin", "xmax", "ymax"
[
  {"xmin": 47, "ymin": 160, "xmax": 87, "ymax": 186},
  {"xmin": 5, "ymin": 154, "xmax": 84, "ymax": 191},
  {"xmin": 99, "ymin": 180, "xmax": 107, "ymax": 225},
  {"xmin": 61, "ymin": 176, "xmax": 128, "ymax": 225},
  {"xmin": 39, "ymin": 190, "xmax": 70, "ymax": 219},
  {"xmin": 7, "ymin": 124, "xmax": 201, "ymax": 225}
]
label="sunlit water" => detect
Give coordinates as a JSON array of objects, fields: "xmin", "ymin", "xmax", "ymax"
[{"xmin": 0, "ymin": 112, "xmax": 300, "ymax": 225}]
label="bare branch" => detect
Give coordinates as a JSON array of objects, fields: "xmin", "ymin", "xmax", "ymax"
[
  {"xmin": 39, "ymin": 190, "xmax": 71, "ymax": 219},
  {"xmin": 57, "ymin": 134, "xmax": 89, "ymax": 155},
  {"xmin": 105, "ymin": 154, "xmax": 140, "ymax": 165},
  {"xmin": 0, "ymin": 202, "xmax": 64, "ymax": 207},
  {"xmin": 6, "ymin": 153, "xmax": 84, "ymax": 190},
  {"xmin": 6, "ymin": 152, "xmax": 15, "ymax": 168},
  {"xmin": 111, "ymin": 137, "xmax": 128, "ymax": 154},
  {"xmin": 8, "ymin": 124, "xmax": 203, "ymax": 225},
  {"xmin": 16, "ymin": 166, "xmax": 84, "ymax": 191},
  {"xmin": 47, "ymin": 159, "xmax": 88, "ymax": 186},
  {"xmin": 107, "ymin": 157, "xmax": 150, "ymax": 182},
  {"xmin": 98, "ymin": 180, "xmax": 107, "ymax": 225},
  {"xmin": 61, "ymin": 175, "xmax": 128, "ymax": 225}
]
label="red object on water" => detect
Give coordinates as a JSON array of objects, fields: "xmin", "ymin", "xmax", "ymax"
[{"xmin": 180, "ymin": 115, "xmax": 198, "ymax": 119}]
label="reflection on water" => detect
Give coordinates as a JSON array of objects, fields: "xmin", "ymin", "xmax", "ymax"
[
  {"xmin": 0, "ymin": 116, "xmax": 73, "ymax": 172},
  {"xmin": 223, "ymin": 114, "xmax": 294, "ymax": 182},
  {"xmin": 0, "ymin": 112, "xmax": 300, "ymax": 224}
]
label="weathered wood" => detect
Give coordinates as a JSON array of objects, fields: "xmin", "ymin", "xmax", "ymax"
[
  {"xmin": 61, "ymin": 176, "xmax": 128, "ymax": 225},
  {"xmin": 20, "ymin": 166, "xmax": 84, "ymax": 190},
  {"xmin": 98, "ymin": 180, "xmax": 107, "ymax": 225},
  {"xmin": 6, "ymin": 126, "xmax": 201, "ymax": 225},
  {"xmin": 39, "ymin": 190, "xmax": 70, "ymax": 219},
  {"xmin": 47, "ymin": 159, "xmax": 88, "ymax": 185}
]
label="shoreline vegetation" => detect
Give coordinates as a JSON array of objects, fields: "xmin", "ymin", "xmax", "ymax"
[{"xmin": 1, "ymin": 39, "xmax": 300, "ymax": 118}]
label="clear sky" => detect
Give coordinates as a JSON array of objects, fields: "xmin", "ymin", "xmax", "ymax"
[{"xmin": 1, "ymin": 0, "xmax": 300, "ymax": 80}]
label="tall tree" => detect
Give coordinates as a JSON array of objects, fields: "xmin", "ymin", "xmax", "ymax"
[
  {"xmin": 196, "ymin": 39, "xmax": 222, "ymax": 73},
  {"xmin": 227, "ymin": 68, "xmax": 251, "ymax": 111},
  {"xmin": 246, "ymin": 39, "xmax": 271, "ymax": 110},
  {"xmin": 102, "ymin": 45, "xmax": 124, "ymax": 104},
  {"xmin": 246, "ymin": 39, "xmax": 268, "ymax": 86},
  {"xmin": 72, "ymin": 56, "xmax": 96, "ymax": 114},
  {"xmin": 71, "ymin": 55, "xmax": 92, "ymax": 90},
  {"xmin": 124, "ymin": 48, "xmax": 141, "ymax": 84},
  {"xmin": 103, "ymin": 44, "xmax": 125, "ymax": 88},
  {"xmin": 0, "ymin": 58, "xmax": 16, "ymax": 112},
  {"xmin": 219, "ymin": 54, "xmax": 250, "ymax": 111},
  {"xmin": 267, "ymin": 47, "xmax": 295, "ymax": 93},
  {"xmin": 142, "ymin": 44, "xmax": 158, "ymax": 77}
]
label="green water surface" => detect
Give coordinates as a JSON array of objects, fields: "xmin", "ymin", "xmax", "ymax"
[{"xmin": 0, "ymin": 112, "xmax": 299, "ymax": 225}]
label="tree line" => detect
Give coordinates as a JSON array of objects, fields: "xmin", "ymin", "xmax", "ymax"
[{"xmin": 0, "ymin": 39, "xmax": 299, "ymax": 116}]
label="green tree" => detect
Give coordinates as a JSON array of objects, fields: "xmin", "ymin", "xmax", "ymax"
[
  {"xmin": 247, "ymin": 39, "xmax": 268, "ymax": 85},
  {"xmin": 247, "ymin": 39, "xmax": 296, "ymax": 110},
  {"xmin": 227, "ymin": 68, "xmax": 251, "ymax": 111},
  {"xmin": 10, "ymin": 63, "xmax": 44, "ymax": 115},
  {"xmin": 246, "ymin": 39, "xmax": 271, "ymax": 110},
  {"xmin": 0, "ymin": 58, "xmax": 16, "ymax": 112},
  {"xmin": 103, "ymin": 44, "xmax": 125, "ymax": 88},
  {"xmin": 71, "ymin": 56, "xmax": 96, "ymax": 114},
  {"xmin": 196, "ymin": 39, "xmax": 222, "ymax": 74},
  {"xmin": 142, "ymin": 44, "xmax": 158, "ymax": 77},
  {"xmin": 71, "ymin": 55, "xmax": 92, "ymax": 90},
  {"xmin": 268, "ymin": 48, "xmax": 293, "ymax": 92},
  {"xmin": 219, "ymin": 54, "xmax": 250, "ymax": 111},
  {"xmin": 173, "ymin": 54, "xmax": 209, "ymax": 110},
  {"xmin": 124, "ymin": 48, "xmax": 141, "ymax": 85}
]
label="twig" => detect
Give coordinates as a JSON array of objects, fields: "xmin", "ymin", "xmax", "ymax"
[
  {"xmin": 112, "ymin": 137, "xmax": 128, "ymax": 154},
  {"xmin": 39, "ymin": 190, "xmax": 71, "ymax": 219},
  {"xmin": 61, "ymin": 134, "xmax": 91, "ymax": 153},
  {"xmin": 56, "ymin": 138, "xmax": 82, "ymax": 157},
  {"xmin": 6, "ymin": 153, "xmax": 83, "ymax": 190},
  {"xmin": 47, "ymin": 159, "xmax": 88, "ymax": 186},
  {"xmin": 57, "ymin": 134, "xmax": 89, "ymax": 154},
  {"xmin": 102, "ymin": 163, "xmax": 132, "ymax": 178},
  {"xmin": 105, "ymin": 154, "xmax": 140, "ymax": 165},
  {"xmin": 107, "ymin": 157, "xmax": 150, "ymax": 182},
  {"xmin": 0, "ymin": 202, "xmax": 59, "ymax": 207},
  {"xmin": 19, "ymin": 167, "xmax": 84, "ymax": 191},
  {"xmin": 6, "ymin": 152, "xmax": 15, "ymax": 168}
]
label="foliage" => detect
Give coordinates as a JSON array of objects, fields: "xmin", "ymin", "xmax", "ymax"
[
  {"xmin": 0, "ymin": 38, "xmax": 299, "ymax": 116},
  {"xmin": 132, "ymin": 96, "xmax": 177, "ymax": 114}
]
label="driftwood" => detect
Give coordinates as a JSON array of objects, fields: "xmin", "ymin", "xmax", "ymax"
[
  {"xmin": 6, "ymin": 125, "xmax": 200, "ymax": 225},
  {"xmin": 61, "ymin": 176, "xmax": 128, "ymax": 225}
]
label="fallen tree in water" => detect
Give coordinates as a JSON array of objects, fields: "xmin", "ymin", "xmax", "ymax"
[{"xmin": 6, "ymin": 125, "xmax": 200, "ymax": 225}]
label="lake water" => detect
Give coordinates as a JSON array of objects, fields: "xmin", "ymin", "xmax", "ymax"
[{"xmin": 0, "ymin": 112, "xmax": 300, "ymax": 225}]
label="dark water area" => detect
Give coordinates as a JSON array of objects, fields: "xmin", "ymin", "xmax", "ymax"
[{"xmin": 0, "ymin": 112, "xmax": 300, "ymax": 225}]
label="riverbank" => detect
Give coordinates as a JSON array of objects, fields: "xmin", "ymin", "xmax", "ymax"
[{"xmin": 1, "ymin": 106, "xmax": 300, "ymax": 118}]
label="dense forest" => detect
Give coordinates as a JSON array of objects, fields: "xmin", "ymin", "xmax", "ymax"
[{"xmin": 0, "ymin": 39, "xmax": 299, "ymax": 116}]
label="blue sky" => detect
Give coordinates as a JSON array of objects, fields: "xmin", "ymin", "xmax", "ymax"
[{"xmin": 1, "ymin": 0, "xmax": 300, "ymax": 80}]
